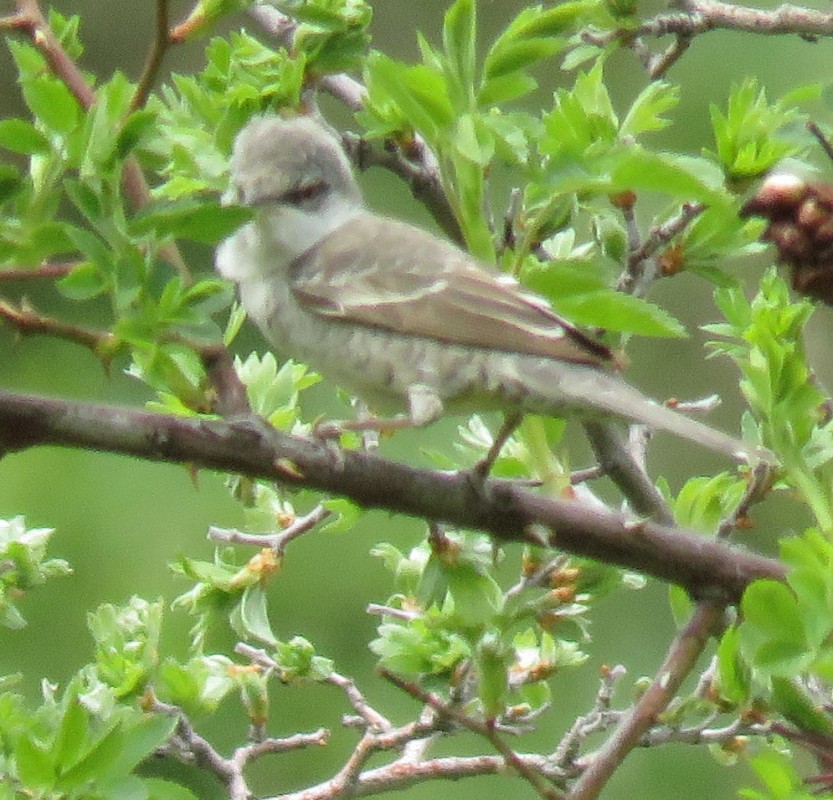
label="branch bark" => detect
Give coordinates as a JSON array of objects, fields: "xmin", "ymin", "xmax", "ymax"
[{"xmin": 0, "ymin": 389, "xmax": 785, "ymax": 601}]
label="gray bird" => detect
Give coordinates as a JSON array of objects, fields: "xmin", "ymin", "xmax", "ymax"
[{"xmin": 216, "ymin": 115, "xmax": 771, "ymax": 465}]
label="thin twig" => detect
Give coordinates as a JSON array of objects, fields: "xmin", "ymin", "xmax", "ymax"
[
  {"xmin": 210, "ymin": 505, "xmax": 331, "ymax": 553},
  {"xmin": 583, "ymin": 0, "xmax": 833, "ymax": 46},
  {"xmin": 231, "ymin": 729, "xmax": 329, "ymax": 768},
  {"xmin": 237, "ymin": 642, "xmax": 393, "ymax": 731},
  {"xmin": 0, "ymin": 298, "xmax": 118, "ymax": 360},
  {"xmin": 552, "ymin": 666, "xmax": 627, "ymax": 769},
  {"xmin": 570, "ymin": 466, "xmax": 605, "ymax": 485},
  {"xmin": 566, "ymin": 601, "xmax": 726, "ymax": 800},
  {"xmin": 197, "ymin": 342, "xmax": 253, "ymax": 418},
  {"xmin": 0, "ymin": 262, "xmax": 77, "ymax": 281},
  {"xmin": 807, "ymin": 120, "xmax": 833, "ymax": 164},
  {"xmin": 341, "ymin": 132, "xmax": 463, "ymax": 244},
  {"xmin": 380, "ymin": 667, "xmax": 565, "ymax": 800},
  {"xmin": 646, "ymin": 34, "xmax": 693, "ymax": 78},
  {"xmin": 716, "ymin": 461, "xmax": 773, "ymax": 540},
  {"xmin": 618, "ymin": 202, "xmax": 704, "ymax": 297},
  {"xmin": 582, "ymin": 421, "xmax": 674, "ymax": 524},
  {"xmin": 151, "ymin": 698, "xmax": 244, "ymax": 793},
  {"xmin": 0, "ymin": 12, "xmax": 30, "ymax": 31},
  {"xmin": 131, "ymin": 0, "xmax": 172, "ymax": 112}
]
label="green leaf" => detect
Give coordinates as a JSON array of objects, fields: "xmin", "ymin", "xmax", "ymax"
[
  {"xmin": 747, "ymin": 750, "xmax": 803, "ymax": 797},
  {"xmin": 370, "ymin": 617, "xmax": 470, "ymax": 675},
  {"xmin": 707, "ymin": 78, "xmax": 803, "ymax": 181},
  {"xmin": 443, "ymin": 0, "xmax": 476, "ymax": 108},
  {"xmin": 0, "ymin": 164, "xmax": 23, "ymax": 204},
  {"xmin": 22, "ymin": 77, "xmax": 80, "ymax": 135},
  {"xmin": 158, "ymin": 655, "xmax": 235, "ymax": 715},
  {"xmin": 610, "ymin": 149, "xmax": 728, "ymax": 206},
  {"xmin": 232, "ymin": 584, "xmax": 277, "ymax": 646},
  {"xmin": 109, "ymin": 715, "xmax": 178, "ymax": 776},
  {"xmin": 63, "ymin": 225, "xmax": 113, "ymax": 269},
  {"xmin": 553, "ymin": 290, "xmax": 687, "ymax": 337},
  {"xmin": 64, "ymin": 178, "xmax": 103, "ymax": 223},
  {"xmin": 619, "ymin": 81, "xmax": 679, "ymax": 138},
  {"xmin": 667, "ymin": 585, "xmax": 693, "ymax": 627},
  {"xmin": 715, "ymin": 626, "xmax": 750, "ymax": 704},
  {"xmin": 453, "ymin": 155, "xmax": 495, "ymax": 261},
  {"xmin": 484, "ymin": 38, "xmax": 562, "ymax": 81},
  {"xmin": 786, "ymin": 568, "xmax": 832, "ymax": 648},
  {"xmin": 97, "ymin": 775, "xmax": 148, "ymax": 800},
  {"xmin": 477, "ymin": 72, "xmax": 538, "ymax": 107},
  {"xmin": 510, "ymin": 2, "xmax": 590, "ymax": 37},
  {"xmin": 771, "ymin": 676, "xmax": 833, "ymax": 736},
  {"xmin": 475, "ymin": 631, "xmax": 509, "ymax": 720},
  {"xmin": 447, "ymin": 563, "xmax": 503, "ymax": 627},
  {"xmin": 55, "ymin": 721, "xmax": 125, "ymax": 790},
  {"xmin": 453, "ymin": 113, "xmax": 494, "ymax": 166},
  {"xmin": 0, "ymin": 118, "xmax": 50, "ymax": 154},
  {"xmin": 115, "ymin": 109, "xmax": 159, "ymax": 160},
  {"xmin": 741, "ymin": 579, "xmax": 804, "ymax": 644},
  {"xmin": 130, "ymin": 200, "xmax": 253, "ymax": 244},
  {"xmin": 366, "ymin": 53, "xmax": 455, "ymax": 139},
  {"xmin": 57, "ymin": 261, "xmax": 109, "ymax": 300},
  {"xmin": 15, "ymin": 737, "xmax": 55, "ymax": 790},
  {"xmin": 752, "ymin": 638, "xmax": 811, "ymax": 673},
  {"xmin": 143, "ymin": 777, "xmax": 201, "ymax": 800},
  {"xmin": 53, "ymin": 698, "xmax": 89, "ymax": 772},
  {"xmin": 672, "ymin": 473, "xmax": 746, "ymax": 531}
]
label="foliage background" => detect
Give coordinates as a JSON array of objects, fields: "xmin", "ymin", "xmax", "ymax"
[{"xmin": 0, "ymin": 1, "xmax": 832, "ymax": 797}]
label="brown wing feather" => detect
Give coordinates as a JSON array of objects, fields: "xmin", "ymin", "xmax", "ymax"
[{"xmin": 289, "ymin": 214, "xmax": 615, "ymax": 368}]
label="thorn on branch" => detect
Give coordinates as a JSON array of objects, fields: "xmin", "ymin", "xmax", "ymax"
[{"xmin": 807, "ymin": 120, "xmax": 833, "ymax": 164}]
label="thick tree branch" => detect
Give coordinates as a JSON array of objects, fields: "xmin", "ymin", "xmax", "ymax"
[{"xmin": 0, "ymin": 389, "xmax": 785, "ymax": 600}]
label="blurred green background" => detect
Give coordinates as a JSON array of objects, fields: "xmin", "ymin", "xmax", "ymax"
[{"xmin": 1, "ymin": 1, "xmax": 832, "ymax": 797}]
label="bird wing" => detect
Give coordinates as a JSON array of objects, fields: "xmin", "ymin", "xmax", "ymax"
[{"xmin": 289, "ymin": 214, "xmax": 616, "ymax": 368}]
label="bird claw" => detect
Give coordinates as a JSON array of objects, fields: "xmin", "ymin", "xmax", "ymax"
[
  {"xmin": 312, "ymin": 417, "xmax": 345, "ymax": 442},
  {"xmin": 461, "ymin": 462, "xmax": 493, "ymax": 502},
  {"xmin": 470, "ymin": 456, "xmax": 496, "ymax": 483}
]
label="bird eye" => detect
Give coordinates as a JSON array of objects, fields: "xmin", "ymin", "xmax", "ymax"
[{"xmin": 282, "ymin": 181, "xmax": 328, "ymax": 206}]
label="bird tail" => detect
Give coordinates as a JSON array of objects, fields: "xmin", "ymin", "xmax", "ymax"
[
  {"xmin": 600, "ymin": 383, "xmax": 774, "ymax": 465},
  {"xmin": 524, "ymin": 364, "xmax": 776, "ymax": 465}
]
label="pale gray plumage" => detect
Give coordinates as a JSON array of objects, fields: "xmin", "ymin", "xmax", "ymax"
[{"xmin": 216, "ymin": 115, "xmax": 772, "ymax": 463}]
